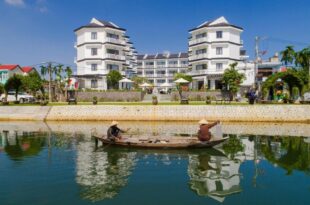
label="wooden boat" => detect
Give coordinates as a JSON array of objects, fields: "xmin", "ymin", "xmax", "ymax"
[{"xmin": 93, "ymin": 135, "xmax": 228, "ymax": 149}]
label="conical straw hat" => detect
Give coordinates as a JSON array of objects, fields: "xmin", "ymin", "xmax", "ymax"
[
  {"xmin": 111, "ymin": 120, "xmax": 119, "ymax": 126},
  {"xmin": 198, "ymin": 119, "xmax": 209, "ymax": 125}
]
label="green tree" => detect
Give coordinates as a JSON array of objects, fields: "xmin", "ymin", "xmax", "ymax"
[
  {"xmin": 280, "ymin": 45, "xmax": 295, "ymax": 66},
  {"xmin": 222, "ymin": 63, "xmax": 245, "ymax": 97},
  {"xmin": 21, "ymin": 72, "xmax": 43, "ymax": 95},
  {"xmin": 131, "ymin": 76, "xmax": 148, "ymax": 90},
  {"xmin": 4, "ymin": 74, "xmax": 23, "ymax": 101},
  {"xmin": 0, "ymin": 83, "xmax": 4, "ymax": 95},
  {"xmin": 40, "ymin": 63, "xmax": 57, "ymax": 101},
  {"xmin": 107, "ymin": 70, "xmax": 122, "ymax": 89}
]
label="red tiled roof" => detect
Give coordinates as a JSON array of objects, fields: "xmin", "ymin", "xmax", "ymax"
[
  {"xmin": 0, "ymin": 64, "xmax": 19, "ymax": 71},
  {"xmin": 21, "ymin": 66, "xmax": 34, "ymax": 73}
]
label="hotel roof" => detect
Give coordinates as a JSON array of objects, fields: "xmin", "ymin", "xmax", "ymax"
[
  {"xmin": 189, "ymin": 16, "xmax": 243, "ymax": 32},
  {"xmin": 74, "ymin": 18, "xmax": 126, "ymax": 32},
  {"xmin": 137, "ymin": 52, "xmax": 188, "ymax": 60}
]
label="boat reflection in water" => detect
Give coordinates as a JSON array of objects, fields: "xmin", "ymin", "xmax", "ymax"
[
  {"xmin": 188, "ymin": 149, "xmax": 242, "ymax": 202},
  {"xmin": 75, "ymin": 141, "xmax": 137, "ymax": 201}
]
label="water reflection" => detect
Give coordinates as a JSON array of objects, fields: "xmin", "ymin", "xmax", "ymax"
[
  {"xmin": 76, "ymin": 141, "xmax": 137, "ymax": 201},
  {"xmin": 0, "ymin": 130, "xmax": 46, "ymax": 160},
  {"xmin": 188, "ymin": 149, "xmax": 242, "ymax": 202},
  {"xmin": 1, "ymin": 124, "xmax": 310, "ymax": 204}
]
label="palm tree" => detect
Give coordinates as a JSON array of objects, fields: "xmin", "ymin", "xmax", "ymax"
[
  {"xmin": 281, "ymin": 46, "xmax": 295, "ymax": 66},
  {"xmin": 295, "ymin": 47, "xmax": 310, "ymax": 88},
  {"xmin": 5, "ymin": 74, "xmax": 23, "ymax": 101},
  {"xmin": 65, "ymin": 66, "xmax": 73, "ymax": 83},
  {"xmin": 40, "ymin": 63, "xmax": 56, "ymax": 101}
]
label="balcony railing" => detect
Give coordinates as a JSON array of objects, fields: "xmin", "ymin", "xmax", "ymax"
[
  {"xmin": 189, "ymin": 37, "xmax": 208, "ymax": 46},
  {"xmin": 188, "ymin": 53, "xmax": 208, "ymax": 61},
  {"xmin": 105, "ymin": 38, "xmax": 125, "ymax": 45},
  {"xmin": 188, "ymin": 69, "xmax": 207, "ymax": 75},
  {"xmin": 104, "ymin": 54, "xmax": 125, "ymax": 61}
]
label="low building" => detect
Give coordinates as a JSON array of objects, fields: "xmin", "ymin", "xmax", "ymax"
[
  {"xmin": 136, "ymin": 52, "xmax": 188, "ymax": 90},
  {"xmin": 21, "ymin": 66, "xmax": 38, "ymax": 75},
  {"xmin": 0, "ymin": 65, "xmax": 24, "ymax": 85}
]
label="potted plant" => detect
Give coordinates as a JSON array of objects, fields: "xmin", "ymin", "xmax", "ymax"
[
  {"xmin": 152, "ymin": 95, "xmax": 158, "ymax": 105},
  {"xmin": 93, "ymin": 96, "xmax": 98, "ymax": 105},
  {"xmin": 206, "ymin": 96, "xmax": 211, "ymax": 104},
  {"xmin": 283, "ymin": 93, "xmax": 289, "ymax": 104}
]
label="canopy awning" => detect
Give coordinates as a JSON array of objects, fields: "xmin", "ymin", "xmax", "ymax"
[
  {"xmin": 119, "ymin": 78, "xmax": 133, "ymax": 83},
  {"xmin": 139, "ymin": 82, "xmax": 152, "ymax": 87},
  {"xmin": 174, "ymin": 78, "xmax": 189, "ymax": 83}
]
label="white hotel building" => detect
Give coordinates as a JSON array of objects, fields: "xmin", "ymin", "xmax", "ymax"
[
  {"xmin": 74, "ymin": 18, "xmax": 137, "ymax": 90},
  {"xmin": 75, "ymin": 17, "xmax": 254, "ymax": 90},
  {"xmin": 188, "ymin": 16, "xmax": 254, "ymax": 90},
  {"xmin": 136, "ymin": 52, "xmax": 188, "ymax": 87}
]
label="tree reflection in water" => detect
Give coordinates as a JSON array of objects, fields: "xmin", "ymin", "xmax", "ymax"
[
  {"xmin": 259, "ymin": 136, "xmax": 310, "ymax": 175},
  {"xmin": 75, "ymin": 142, "xmax": 137, "ymax": 202},
  {"xmin": 1, "ymin": 131, "xmax": 46, "ymax": 161}
]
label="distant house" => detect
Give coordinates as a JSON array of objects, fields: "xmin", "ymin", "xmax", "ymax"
[
  {"xmin": 0, "ymin": 64, "xmax": 24, "ymax": 85},
  {"xmin": 21, "ymin": 66, "xmax": 38, "ymax": 75}
]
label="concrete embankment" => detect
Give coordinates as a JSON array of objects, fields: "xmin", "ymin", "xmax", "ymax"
[{"xmin": 1, "ymin": 105, "xmax": 309, "ymax": 123}]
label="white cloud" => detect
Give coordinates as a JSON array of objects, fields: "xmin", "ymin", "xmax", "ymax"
[{"xmin": 4, "ymin": 0, "xmax": 25, "ymax": 6}]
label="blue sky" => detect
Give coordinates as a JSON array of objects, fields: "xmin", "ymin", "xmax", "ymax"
[{"xmin": 1, "ymin": 0, "xmax": 310, "ymax": 69}]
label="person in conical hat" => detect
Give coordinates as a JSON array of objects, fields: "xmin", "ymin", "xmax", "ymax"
[
  {"xmin": 197, "ymin": 119, "xmax": 220, "ymax": 142},
  {"xmin": 107, "ymin": 121, "xmax": 129, "ymax": 142}
]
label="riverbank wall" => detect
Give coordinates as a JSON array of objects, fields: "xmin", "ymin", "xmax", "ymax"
[{"xmin": 0, "ymin": 105, "xmax": 309, "ymax": 123}]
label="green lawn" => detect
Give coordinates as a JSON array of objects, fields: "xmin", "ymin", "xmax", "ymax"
[{"xmin": 1, "ymin": 101, "xmax": 305, "ymax": 106}]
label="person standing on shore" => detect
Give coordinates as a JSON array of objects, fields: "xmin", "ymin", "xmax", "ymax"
[{"xmin": 197, "ymin": 119, "xmax": 220, "ymax": 142}]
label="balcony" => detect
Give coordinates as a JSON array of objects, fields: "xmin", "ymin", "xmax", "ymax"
[
  {"xmin": 104, "ymin": 54, "xmax": 125, "ymax": 61},
  {"xmin": 156, "ymin": 74, "xmax": 166, "ymax": 77},
  {"xmin": 188, "ymin": 53, "xmax": 208, "ymax": 61},
  {"xmin": 105, "ymin": 38, "xmax": 125, "ymax": 45},
  {"xmin": 189, "ymin": 37, "xmax": 208, "ymax": 46},
  {"xmin": 187, "ymin": 69, "xmax": 207, "ymax": 75},
  {"xmin": 156, "ymin": 64, "xmax": 166, "ymax": 68}
]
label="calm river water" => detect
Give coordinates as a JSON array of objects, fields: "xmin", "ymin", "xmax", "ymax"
[{"xmin": 0, "ymin": 121, "xmax": 310, "ymax": 205}]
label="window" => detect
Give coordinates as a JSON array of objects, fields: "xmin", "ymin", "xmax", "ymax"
[
  {"xmin": 157, "ymin": 79, "xmax": 165, "ymax": 83},
  {"xmin": 168, "ymin": 61, "xmax": 178, "ymax": 65},
  {"xmin": 168, "ymin": 79, "xmax": 174, "ymax": 83},
  {"xmin": 91, "ymin": 64, "xmax": 97, "ymax": 71},
  {"xmin": 181, "ymin": 60, "xmax": 188, "ymax": 65},
  {"xmin": 196, "ymin": 64, "xmax": 207, "ymax": 70},
  {"xmin": 148, "ymin": 79, "xmax": 154, "ymax": 83},
  {"xmin": 145, "ymin": 71, "xmax": 154, "ymax": 75},
  {"xmin": 91, "ymin": 48, "xmax": 97, "ymax": 56},
  {"xmin": 216, "ymin": 47, "xmax": 223, "ymax": 55},
  {"xmin": 216, "ymin": 63, "xmax": 223, "ymax": 71},
  {"xmin": 137, "ymin": 71, "xmax": 142, "ymax": 75},
  {"xmin": 195, "ymin": 32, "xmax": 206, "ymax": 39},
  {"xmin": 157, "ymin": 61, "xmax": 165, "ymax": 65},
  {"xmin": 91, "ymin": 79, "xmax": 98, "ymax": 88},
  {"xmin": 196, "ymin": 48, "xmax": 207, "ymax": 55},
  {"xmin": 91, "ymin": 32, "xmax": 97, "ymax": 40},
  {"xmin": 137, "ymin": 62, "xmax": 143, "ymax": 66},
  {"xmin": 157, "ymin": 70, "xmax": 165, "ymax": 75},
  {"xmin": 106, "ymin": 49, "xmax": 119, "ymax": 55},
  {"xmin": 169, "ymin": 70, "xmax": 177, "ymax": 75},
  {"xmin": 107, "ymin": 64, "xmax": 119, "ymax": 71},
  {"xmin": 106, "ymin": 33, "xmax": 119, "ymax": 39},
  {"xmin": 145, "ymin": 62, "xmax": 154, "ymax": 66},
  {"xmin": 216, "ymin": 31, "xmax": 223, "ymax": 38}
]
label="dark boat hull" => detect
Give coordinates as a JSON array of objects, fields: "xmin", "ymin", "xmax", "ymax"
[{"xmin": 94, "ymin": 136, "xmax": 228, "ymax": 149}]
